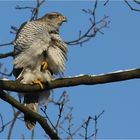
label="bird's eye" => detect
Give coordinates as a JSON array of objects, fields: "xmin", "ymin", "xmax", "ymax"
[{"xmin": 53, "ymin": 14, "xmax": 60, "ymax": 18}]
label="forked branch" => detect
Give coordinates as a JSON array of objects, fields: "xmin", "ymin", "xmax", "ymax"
[
  {"xmin": 0, "ymin": 91, "xmax": 61, "ymax": 140},
  {"xmin": 66, "ymin": 0, "xmax": 109, "ymax": 46}
]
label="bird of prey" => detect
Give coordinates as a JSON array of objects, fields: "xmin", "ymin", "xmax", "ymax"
[{"xmin": 13, "ymin": 12, "xmax": 68, "ymax": 130}]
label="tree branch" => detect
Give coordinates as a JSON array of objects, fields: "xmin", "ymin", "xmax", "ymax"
[
  {"xmin": 0, "ymin": 52, "xmax": 15, "ymax": 59},
  {"xmin": 0, "ymin": 42, "xmax": 13, "ymax": 47},
  {"xmin": 0, "ymin": 68, "xmax": 140, "ymax": 93},
  {"xmin": 124, "ymin": 0, "xmax": 140, "ymax": 12},
  {"xmin": 7, "ymin": 111, "xmax": 20, "ymax": 140},
  {"xmin": 0, "ymin": 91, "xmax": 61, "ymax": 140},
  {"xmin": 15, "ymin": 0, "xmax": 45, "ymax": 20},
  {"xmin": 66, "ymin": 0, "xmax": 109, "ymax": 46}
]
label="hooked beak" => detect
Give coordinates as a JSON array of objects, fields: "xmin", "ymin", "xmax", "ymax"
[{"xmin": 62, "ymin": 16, "xmax": 67, "ymax": 22}]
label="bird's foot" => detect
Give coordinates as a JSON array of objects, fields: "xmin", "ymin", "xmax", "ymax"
[
  {"xmin": 32, "ymin": 80, "xmax": 43, "ymax": 89},
  {"xmin": 41, "ymin": 61, "xmax": 48, "ymax": 71}
]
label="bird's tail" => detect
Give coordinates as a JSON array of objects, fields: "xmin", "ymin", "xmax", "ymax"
[{"xmin": 24, "ymin": 94, "xmax": 38, "ymax": 130}]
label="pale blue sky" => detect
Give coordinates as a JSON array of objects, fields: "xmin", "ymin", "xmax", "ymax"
[{"xmin": 0, "ymin": 1, "xmax": 140, "ymax": 139}]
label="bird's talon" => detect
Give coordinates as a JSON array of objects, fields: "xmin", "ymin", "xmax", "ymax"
[
  {"xmin": 32, "ymin": 80, "xmax": 43, "ymax": 89},
  {"xmin": 41, "ymin": 61, "xmax": 48, "ymax": 71}
]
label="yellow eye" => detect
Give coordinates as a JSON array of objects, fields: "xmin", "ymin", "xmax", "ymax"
[{"xmin": 58, "ymin": 15, "xmax": 64, "ymax": 20}]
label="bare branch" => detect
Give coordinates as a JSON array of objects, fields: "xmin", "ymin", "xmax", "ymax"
[
  {"xmin": 124, "ymin": 0, "xmax": 140, "ymax": 12},
  {"xmin": 15, "ymin": 0, "xmax": 45, "ymax": 20},
  {"xmin": 0, "ymin": 68, "xmax": 140, "ymax": 93},
  {"xmin": 0, "ymin": 119, "xmax": 13, "ymax": 133},
  {"xmin": 40, "ymin": 106, "xmax": 56, "ymax": 131},
  {"xmin": 0, "ymin": 113, "xmax": 4, "ymax": 132},
  {"xmin": 32, "ymin": 0, "xmax": 45, "ymax": 20},
  {"xmin": 0, "ymin": 42, "xmax": 13, "ymax": 47},
  {"xmin": 54, "ymin": 92, "xmax": 67, "ymax": 130},
  {"xmin": 15, "ymin": 5, "xmax": 34, "ymax": 10},
  {"xmin": 31, "ymin": 129, "xmax": 34, "ymax": 140},
  {"xmin": 104, "ymin": 0, "xmax": 110, "ymax": 6},
  {"xmin": 7, "ymin": 111, "xmax": 20, "ymax": 140},
  {"xmin": 93, "ymin": 110, "xmax": 104, "ymax": 140},
  {"xmin": 66, "ymin": 0, "xmax": 109, "ymax": 46},
  {"xmin": 133, "ymin": 0, "xmax": 140, "ymax": 5},
  {"xmin": 0, "ymin": 91, "xmax": 61, "ymax": 140},
  {"xmin": 80, "ymin": 110, "xmax": 104, "ymax": 140},
  {"xmin": 0, "ymin": 51, "xmax": 15, "ymax": 59},
  {"xmin": 10, "ymin": 26, "xmax": 18, "ymax": 34},
  {"xmin": 0, "ymin": 71, "xmax": 13, "ymax": 77}
]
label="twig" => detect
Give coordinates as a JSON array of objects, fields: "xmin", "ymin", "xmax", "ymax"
[
  {"xmin": 0, "ymin": 113, "xmax": 4, "ymax": 132},
  {"xmin": 133, "ymin": 0, "xmax": 140, "ymax": 5},
  {"xmin": 93, "ymin": 110, "xmax": 104, "ymax": 140},
  {"xmin": 0, "ymin": 90, "xmax": 61, "ymax": 140},
  {"xmin": 15, "ymin": 0, "xmax": 45, "ymax": 20},
  {"xmin": 40, "ymin": 107, "xmax": 56, "ymax": 131},
  {"xmin": 31, "ymin": 0, "xmax": 45, "ymax": 20},
  {"xmin": 16, "ymin": 6, "xmax": 34, "ymax": 10},
  {"xmin": 0, "ymin": 71, "xmax": 13, "ymax": 77},
  {"xmin": 79, "ymin": 110, "xmax": 104, "ymax": 140},
  {"xmin": 0, "ymin": 119, "xmax": 13, "ymax": 133},
  {"xmin": 7, "ymin": 111, "xmax": 20, "ymax": 140},
  {"xmin": 31, "ymin": 129, "xmax": 34, "ymax": 140},
  {"xmin": 0, "ymin": 42, "xmax": 13, "ymax": 47},
  {"xmin": 0, "ymin": 51, "xmax": 15, "ymax": 59},
  {"xmin": 66, "ymin": 0, "xmax": 109, "ymax": 46},
  {"xmin": 124, "ymin": 0, "xmax": 140, "ymax": 12},
  {"xmin": 10, "ymin": 26, "xmax": 18, "ymax": 34},
  {"xmin": 54, "ymin": 92, "xmax": 68, "ymax": 130},
  {"xmin": 104, "ymin": 0, "xmax": 110, "ymax": 6}
]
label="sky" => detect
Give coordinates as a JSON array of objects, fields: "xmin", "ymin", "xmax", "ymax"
[{"xmin": 0, "ymin": 0, "xmax": 140, "ymax": 139}]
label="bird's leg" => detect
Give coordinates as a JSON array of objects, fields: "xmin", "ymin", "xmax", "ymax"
[
  {"xmin": 41, "ymin": 60, "xmax": 48, "ymax": 71},
  {"xmin": 32, "ymin": 80, "xmax": 44, "ymax": 89}
]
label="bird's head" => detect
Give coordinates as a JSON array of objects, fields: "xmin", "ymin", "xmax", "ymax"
[{"xmin": 40, "ymin": 12, "xmax": 67, "ymax": 26}]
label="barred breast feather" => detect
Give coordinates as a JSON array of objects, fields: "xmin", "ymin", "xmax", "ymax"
[{"xmin": 13, "ymin": 20, "xmax": 67, "ymax": 74}]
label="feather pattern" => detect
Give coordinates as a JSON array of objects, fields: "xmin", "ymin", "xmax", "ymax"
[
  {"xmin": 13, "ymin": 12, "xmax": 68, "ymax": 130},
  {"xmin": 13, "ymin": 20, "xmax": 67, "ymax": 74}
]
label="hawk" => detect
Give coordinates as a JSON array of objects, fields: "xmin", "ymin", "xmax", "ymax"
[{"xmin": 13, "ymin": 12, "xmax": 67, "ymax": 130}]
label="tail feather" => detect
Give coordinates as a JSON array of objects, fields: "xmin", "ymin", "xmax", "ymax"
[
  {"xmin": 24, "ymin": 95, "xmax": 38, "ymax": 130},
  {"xmin": 39, "ymin": 90, "xmax": 51, "ymax": 105}
]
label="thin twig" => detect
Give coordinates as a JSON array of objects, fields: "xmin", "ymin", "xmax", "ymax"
[
  {"xmin": 104, "ymin": 0, "xmax": 110, "ymax": 6},
  {"xmin": 66, "ymin": 0, "xmax": 109, "ymax": 46},
  {"xmin": 15, "ymin": 0, "xmax": 45, "ymax": 20},
  {"xmin": 31, "ymin": 129, "xmax": 34, "ymax": 140},
  {"xmin": 133, "ymin": 0, "xmax": 140, "ymax": 5},
  {"xmin": 16, "ymin": 6, "xmax": 34, "ymax": 10},
  {"xmin": 0, "ymin": 90, "xmax": 61, "ymax": 139},
  {"xmin": 93, "ymin": 110, "xmax": 104, "ymax": 140},
  {"xmin": 0, "ymin": 113, "xmax": 4, "ymax": 132},
  {"xmin": 0, "ymin": 51, "xmax": 15, "ymax": 59},
  {"xmin": 40, "ymin": 107, "xmax": 56, "ymax": 131},
  {"xmin": 0, "ymin": 71, "xmax": 13, "ymax": 77},
  {"xmin": 0, "ymin": 42, "xmax": 13, "ymax": 47},
  {"xmin": 7, "ymin": 111, "xmax": 20, "ymax": 140},
  {"xmin": 124, "ymin": 0, "xmax": 140, "ymax": 12},
  {"xmin": 0, "ymin": 119, "xmax": 13, "ymax": 133}
]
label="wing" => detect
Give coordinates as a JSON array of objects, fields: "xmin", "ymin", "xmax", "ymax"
[
  {"xmin": 13, "ymin": 21, "xmax": 51, "ymax": 69},
  {"xmin": 47, "ymin": 33, "xmax": 68, "ymax": 74}
]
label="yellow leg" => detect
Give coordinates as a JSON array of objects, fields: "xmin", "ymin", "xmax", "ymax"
[
  {"xmin": 41, "ymin": 61, "xmax": 48, "ymax": 71},
  {"xmin": 32, "ymin": 80, "xmax": 43, "ymax": 89}
]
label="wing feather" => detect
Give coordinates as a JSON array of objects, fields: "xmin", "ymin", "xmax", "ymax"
[
  {"xmin": 13, "ymin": 21, "xmax": 51, "ymax": 69},
  {"xmin": 14, "ymin": 37, "xmax": 50, "ymax": 68},
  {"xmin": 47, "ymin": 33, "xmax": 67, "ymax": 74}
]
